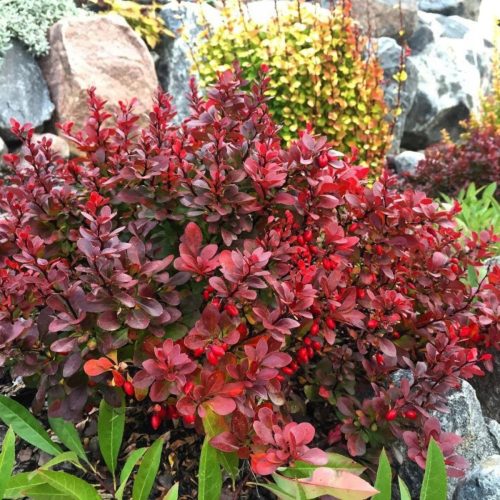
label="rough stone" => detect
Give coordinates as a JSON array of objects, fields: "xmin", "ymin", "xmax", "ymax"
[
  {"xmin": 350, "ymin": 0, "xmax": 419, "ymax": 39},
  {"xmin": 418, "ymin": 0, "xmax": 482, "ymax": 20},
  {"xmin": 0, "ymin": 41, "xmax": 54, "ymax": 142},
  {"xmin": 375, "ymin": 37, "xmax": 418, "ymax": 152},
  {"xmin": 33, "ymin": 133, "xmax": 70, "ymax": 159},
  {"xmin": 391, "ymin": 150, "xmax": 425, "ymax": 174},
  {"xmin": 453, "ymin": 455, "xmax": 500, "ymax": 500},
  {"xmin": 41, "ymin": 14, "xmax": 158, "ymax": 134},
  {"xmin": 470, "ymin": 350, "xmax": 500, "ymax": 421},
  {"xmin": 157, "ymin": 1, "xmax": 221, "ymax": 121},
  {"xmin": 394, "ymin": 376, "xmax": 500, "ymax": 498},
  {"xmin": 401, "ymin": 11, "xmax": 492, "ymax": 149}
]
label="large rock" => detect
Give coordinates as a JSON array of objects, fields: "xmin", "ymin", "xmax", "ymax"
[
  {"xmin": 350, "ymin": 0, "xmax": 418, "ymax": 39},
  {"xmin": 41, "ymin": 14, "xmax": 158, "ymax": 134},
  {"xmin": 453, "ymin": 455, "xmax": 500, "ymax": 500},
  {"xmin": 391, "ymin": 150, "xmax": 425, "ymax": 174},
  {"xmin": 0, "ymin": 41, "xmax": 54, "ymax": 142},
  {"xmin": 470, "ymin": 350, "xmax": 500, "ymax": 421},
  {"xmin": 375, "ymin": 37, "xmax": 418, "ymax": 152},
  {"xmin": 157, "ymin": 2, "xmax": 221, "ymax": 121},
  {"xmin": 394, "ymin": 375, "xmax": 500, "ymax": 498},
  {"xmin": 401, "ymin": 12, "xmax": 492, "ymax": 150},
  {"xmin": 418, "ymin": 0, "xmax": 482, "ymax": 20}
]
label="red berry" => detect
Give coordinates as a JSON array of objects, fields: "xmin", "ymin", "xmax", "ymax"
[
  {"xmin": 297, "ymin": 347, "xmax": 309, "ymax": 363},
  {"xmin": 404, "ymin": 410, "xmax": 417, "ymax": 420},
  {"xmin": 276, "ymin": 374, "xmax": 285, "ymax": 382},
  {"xmin": 310, "ymin": 322, "xmax": 320, "ymax": 335},
  {"xmin": 211, "ymin": 345, "xmax": 225, "ymax": 357},
  {"xmin": 326, "ymin": 317, "xmax": 336, "ymax": 329},
  {"xmin": 356, "ymin": 288, "xmax": 366, "ymax": 299},
  {"xmin": 225, "ymin": 303, "xmax": 239, "ymax": 317},
  {"xmin": 123, "ymin": 381, "xmax": 134, "ymax": 397},
  {"xmin": 289, "ymin": 361, "xmax": 299, "ymax": 371},
  {"xmin": 282, "ymin": 366, "xmax": 294, "ymax": 375},
  {"xmin": 375, "ymin": 353, "xmax": 384, "ymax": 366},
  {"xmin": 151, "ymin": 414, "xmax": 161, "ymax": 430},
  {"xmin": 206, "ymin": 350, "xmax": 218, "ymax": 365},
  {"xmin": 202, "ymin": 289, "xmax": 211, "ymax": 301},
  {"xmin": 375, "ymin": 244, "xmax": 383, "ymax": 256},
  {"xmin": 312, "ymin": 340, "xmax": 322, "ymax": 351},
  {"xmin": 304, "ymin": 336, "xmax": 312, "ymax": 346},
  {"xmin": 112, "ymin": 371, "xmax": 125, "ymax": 387},
  {"xmin": 297, "ymin": 235, "xmax": 304, "ymax": 246},
  {"xmin": 237, "ymin": 323, "xmax": 248, "ymax": 336},
  {"xmin": 183, "ymin": 414, "xmax": 195, "ymax": 426},
  {"xmin": 304, "ymin": 230, "xmax": 313, "ymax": 242},
  {"xmin": 306, "ymin": 346, "xmax": 314, "ymax": 358},
  {"xmin": 193, "ymin": 347, "xmax": 204, "ymax": 358},
  {"xmin": 318, "ymin": 153, "xmax": 329, "ymax": 167},
  {"xmin": 367, "ymin": 319, "xmax": 378, "ymax": 329},
  {"xmin": 348, "ymin": 223, "xmax": 359, "ymax": 232},
  {"xmin": 183, "ymin": 381, "xmax": 194, "ymax": 395},
  {"xmin": 385, "ymin": 409, "xmax": 397, "ymax": 421}
]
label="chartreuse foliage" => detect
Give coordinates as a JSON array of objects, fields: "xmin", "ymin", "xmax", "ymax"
[
  {"xmin": 0, "ymin": 396, "xmax": 173, "ymax": 500},
  {"xmin": 195, "ymin": 0, "xmax": 390, "ymax": 169},
  {"xmin": 441, "ymin": 183, "xmax": 500, "ymax": 238},
  {"xmin": 89, "ymin": 0, "xmax": 173, "ymax": 48}
]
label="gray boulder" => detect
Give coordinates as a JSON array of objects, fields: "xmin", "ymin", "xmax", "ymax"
[
  {"xmin": 376, "ymin": 37, "xmax": 418, "ymax": 152},
  {"xmin": 350, "ymin": 0, "xmax": 419, "ymax": 39},
  {"xmin": 471, "ymin": 350, "xmax": 500, "ymax": 421},
  {"xmin": 157, "ymin": 1, "xmax": 221, "ymax": 121},
  {"xmin": 0, "ymin": 41, "xmax": 54, "ymax": 142},
  {"xmin": 453, "ymin": 455, "xmax": 500, "ymax": 500},
  {"xmin": 418, "ymin": 0, "xmax": 482, "ymax": 21},
  {"xmin": 391, "ymin": 150, "xmax": 425, "ymax": 174},
  {"xmin": 395, "ymin": 378, "xmax": 500, "ymax": 498},
  {"xmin": 401, "ymin": 12, "xmax": 492, "ymax": 150}
]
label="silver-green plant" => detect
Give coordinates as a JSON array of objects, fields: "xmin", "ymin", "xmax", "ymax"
[{"xmin": 0, "ymin": 0, "xmax": 81, "ymax": 62}]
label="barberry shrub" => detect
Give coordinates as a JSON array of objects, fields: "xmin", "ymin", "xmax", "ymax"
[
  {"xmin": 195, "ymin": 0, "xmax": 390, "ymax": 170},
  {"xmin": 406, "ymin": 126, "xmax": 500, "ymax": 200},
  {"xmin": 0, "ymin": 68, "xmax": 498, "ymax": 481}
]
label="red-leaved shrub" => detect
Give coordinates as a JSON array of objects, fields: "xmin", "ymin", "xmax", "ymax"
[
  {"xmin": 407, "ymin": 126, "xmax": 500, "ymax": 199},
  {"xmin": 0, "ymin": 68, "xmax": 498, "ymax": 478}
]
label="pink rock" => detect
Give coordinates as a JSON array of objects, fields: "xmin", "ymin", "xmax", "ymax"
[{"xmin": 41, "ymin": 14, "xmax": 158, "ymax": 134}]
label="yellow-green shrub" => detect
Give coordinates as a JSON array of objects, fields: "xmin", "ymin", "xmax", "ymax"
[
  {"xmin": 195, "ymin": 0, "xmax": 391, "ymax": 169},
  {"xmin": 90, "ymin": 0, "xmax": 172, "ymax": 48}
]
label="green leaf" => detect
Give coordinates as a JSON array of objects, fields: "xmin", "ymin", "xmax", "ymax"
[
  {"xmin": 419, "ymin": 438, "xmax": 447, "ymax": 500},
  {"xmin": 165, "ymin": 482, "xmax": 179, "ymax": 500},
  {"xmin": 115, "ymin": 447, "xmax": 147, "ymax": 500},
  {"xmin": 3, "ymin": 473, "xmax": 46, "ymax": 498},
  {"xmin": 0, "ymin": 427, "xmax": 16, "ymax": 499},
  {"xmin": 283, "ymin": 452, "xmax": 365, "ymax": 479},
  {"xmin": 373, "ymin": 449, "xmax": 391, "ymax": 500},
  {"xmin": 49, "ymin": 418, "xmax": 88, "ymax": 463},
  {"xmin": 132, "ymin": 437, "xmax": 164, "ymax": 500},
  {"xmin": 202, "ymin": 407, "xmax": 238, "ymax": 483},
  {"xmin": 34, "ymin": 470, "xmax": 101, "ymax": 500},
  {"xmin": 37, "ymin": 451, "xmax": 84, "ymax": 473},
  {"xmin": 17, "ymin": 483, "xmax": 77, "ymax": 499},
  {"xmin": 398, "ymin": 477, "xmax": 412, "ymax": 500},
  {"xmin": 0, "ymin": 396, "xmax": 62, "ymax": 456},
  {"xmin": 250, "ymin": 481, "xmax": 295, "ymax": 500},
  {"xmin": 198, "ymin": 437, "xmax": 222, "ymax": 500},
  {"xmin": 98, "ymin": 394, "xmax": 125, "ymax": 477}
]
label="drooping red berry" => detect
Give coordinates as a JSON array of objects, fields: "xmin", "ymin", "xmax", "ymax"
[
  {"xmin": 325, "ymin": 317, "xmax": 336, "ymax": 329},
  {"xmin": 385, "ymin": 409, "xmax": 397, "ymax": 421},
  {"xmin": 237, "ymin": 323, "xmax": 248, "ymax": 337},
  {"xmin": 304, "ymin": 229, "xmax": 313, "ymax": 242},
  {"xmin": 356, "ymin": 288, "xmax": 366, "ymax": 299},
  {"xmin": 211, "ymin": 345, "xmax": 225, "ymax": 357},
  {"xmin": 312, "ymin": 340, "xmax": 322, "ymax": 351},
  {"xmin": 404, "ymin": 410, "xmax": 417, "ymax": 420},
  {"xmin": 367, "ymin": 318, "xmax": 379, "ymax": 329},
  {"xmin": 151, "ymin": 414, "xmax": 161, "ymax": 430},
  {"xmin": 123, "ymin": 381, "xmax": 134, "ymax": 397},
  {"xmin": 206, "ymin": 350, "xmax": 218, "ymax": 366},
  {"xmin": 193, "ymin": 347, "xmax": 204, "ymax": 358},
  {"xmin": 375, "ymin": 353, "xmax": 384, "ymax": 366},
  {"xmin": 318, "ymin": 153, "xmax": 329, "ymax": 167},
  {"xmin": 183, "ymin": 381, "xmax": 194, "ymax": 395},
  {"xmin": 310, "ymin": 322, "xmax": 320, "ymax": 335},
  {"xmin": 282, "ymin": 366, "xmax": 294, "ymax": 375},
  {"xmin": 225, "ymin": 303, "xmax": 239, "ymax": 317},
  {"xmin": 183, "ymin": 414, "xmax": 195, "ymax": 426}
]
